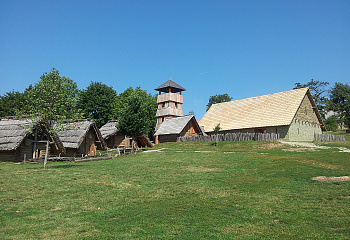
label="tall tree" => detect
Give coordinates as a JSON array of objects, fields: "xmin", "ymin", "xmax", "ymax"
[
  {"xmin": 19, "ymin": 68, "xmax": 82, "ymax": 130},
  {"xmin": 112, "ymin": 87, "xmax": 157, "ymax": 137},
  {"xmin": 294, "ymin": 79, "xmax": 329, "ymax": 118},
  {"xmin": 0, "ymin": 90, "xmax": 27, "ymax": 117},
  {"xmin": 328, "ymin": 82, "xmax": 350, "ymax": 129},
  {"xmin": 206, "ymin": 94, "xmax": 232, "ymax": 111},
  {"xmin": 77, "ymin": 81, "xmax": 117, "ymax": 127},
  {"xmin": 116, "ymin": 91, "xmax": 153, "ymax": 151}
]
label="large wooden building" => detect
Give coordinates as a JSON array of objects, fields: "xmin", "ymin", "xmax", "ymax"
[
  {"xmin": 155, "ymin": 79, "xmax": 186, "ymax": 130},
  {"xmin": 0, "ymin": 117, "xmax": 64, "ymax": 162},
  {"xmin": 199, "ymin": 88, "xmax": 325, "ymax": 141}
]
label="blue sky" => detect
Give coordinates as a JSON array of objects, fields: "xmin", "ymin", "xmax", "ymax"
[{"xmin": 1, "ymin": 0, "xmax": 349, "ymax": 119}]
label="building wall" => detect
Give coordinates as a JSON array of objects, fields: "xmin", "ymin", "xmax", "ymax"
[
  {"xmin": 285, "ymin": 120, "xmax": 322, "ymax": 141},
  {"xmin": 158, "ymin": 134, "xmax": 179, "ymax": 143}
]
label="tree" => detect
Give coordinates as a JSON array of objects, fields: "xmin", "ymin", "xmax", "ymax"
[
  {"xmin": 0, "ymin": 90, "xmax": 27, "ymax": 117},
  {"xmin": 294, "ymin": 79, "xmax": 329, "ymax": 118},
  {"xmin": 324, "ymin": 115, "xmax": 338, "ymax": 132},
  {"xmin": 116, "ymin": 91, "xmax": 152, "ymax": 151},
  {"xmin": 77, "ymin": 81, "xmax": 117, "ymax": 128},
  {"xmin": 213, "ymin": 123, "xmax": 221, "ymax": 146},
  {"xmin": 206, "ymin": 94, "xmax": 232, "ymax": 111},
  {"xmin": 112, "ymin": 87, "xmax": 157, "ymax": 137},
  {"xmin": 328, "ymin": 82, "xmax": 350, "ymax": 129},
  {"xmin": 22, "ymin": 68, "xmax": 81, "ymax": 127}
]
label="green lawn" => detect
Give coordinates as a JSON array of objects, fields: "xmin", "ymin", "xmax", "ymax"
[{"xmin": 1, "ymin": 141, "xmax": 349, "ymax": 239}]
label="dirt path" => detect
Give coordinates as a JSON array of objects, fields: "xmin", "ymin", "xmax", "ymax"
[{"xmin": 280, "ymin": 141, "xmax": 350, "ymax": 152}]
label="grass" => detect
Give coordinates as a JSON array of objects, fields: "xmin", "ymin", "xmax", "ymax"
[{"xmin": 1, "ymin": 141, "xmax": 349, "ymax": 239}]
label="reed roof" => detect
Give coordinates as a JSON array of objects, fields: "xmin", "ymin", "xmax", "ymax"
[
  {"xmin": 155, "ymin": 115, "xmax": 203, "ymax": 136},
  {"xmin": 99, "ymin": 120, "xmax": 118, "ymax": 139},
  {"xmin": 0, "ymin": 117, "xmax": 64, "ymax": 152},
  {"xmin": 55, "ymin": 120, "xmax": 106, "ymax": 149},
  {"xmin": 199, "ymin": 88, "xmax": 324, "ymax": 132}
]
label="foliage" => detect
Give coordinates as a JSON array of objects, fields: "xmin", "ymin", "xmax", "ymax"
[
  {"xmin": 0, "ymin": 90, "xmax": 28, "ymax": 117},
  {"xmin": 324, "ymin": 115, "xmax": 339, "ymax": 132},
  {"xmin": 328, "ymin": 82, "xmax": 350, "ymax": 129},
  {"xmin": 18, "ymin": 68, "xmax": 82, "ymax": 132},
  {"xmin": 294, "ymin": 79, "xmax": 329, "ymax": 118},
  {"xmin": 206, "ymin": 93, "xmax": 232, "ymax": 111},
  {"xmin": 111, "ymin": 87, "xmax": 134, "ymax": 120},
  {"xmin": 1, "ymin": 141, "xmax": 349, "ymax": 239},
  {"xmin": 77, "ymin": 81, "xmax": 117, "ymax": 128},
  {"xmin": 213, "ymin": 123, "xmax": 221, "ymax": 146},
  {"xmin": 114, "ymin": 87, "xmax": 157, "ymax": 136}
]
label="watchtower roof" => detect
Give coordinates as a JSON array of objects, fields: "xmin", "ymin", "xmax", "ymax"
[{"xmin": 154, "ymin": 79, "xmax": 186, "ymax": 93}]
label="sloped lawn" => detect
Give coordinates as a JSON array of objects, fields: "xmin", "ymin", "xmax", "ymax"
[{"xmin": 1, "ymin": 141, "xmax": 349, "ymax": 239}]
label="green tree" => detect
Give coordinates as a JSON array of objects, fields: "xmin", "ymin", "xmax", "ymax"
[
  {"xmin": 116, "ymin": 91, "xmax": 153, "ymax": 151},
  {"xmin": 113, "ymin": 87, "xmax": 157, "ymax": 137},
  {"xmin": 206, "ymin": 94, "xmax": 232, "ymax": 111},
  {"xmin": 0, "ymin": 90, "xmax": 28, "ymax": 117},
  {"xmin": 328, "ymin": 82, "xmax": 350, "ymax": 129},
  {"xmin": 323, "ymin": 115, "xmax": 338, "ymax": 132},
  {"xmin": 294, "ymin": 79, "xmax": 329, "ymax": 118},
  {"xmin": 213, "ymin": 123, "xmax": 221, "ymax": 146},
  {"xmin": 77, "ymin": 81, "xmax": 117, "ymax": 128},
  {"xmin": 20, "ymin": 68, "xmax": 82, "ymax": 129}
]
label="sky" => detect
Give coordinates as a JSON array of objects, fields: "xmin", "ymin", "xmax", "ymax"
[{"xmin": 1, "ymin": 0, "xmax": 349, "ymax": 120}]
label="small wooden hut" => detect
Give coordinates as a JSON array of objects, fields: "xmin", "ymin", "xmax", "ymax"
[
  {"xmin": 154, "ymin": 115, "xmax": 205, "ymax": 144},
  {"xmin": 0, "ymin": 117, "xmax": 64, "ymax": 162},
  {"xmin": 52, "ymin": 119, "xmax": 106, "ymax": 157},
  {"xmin": 99, "ymin": 120, "xmax": 153, "ymax": 149}
]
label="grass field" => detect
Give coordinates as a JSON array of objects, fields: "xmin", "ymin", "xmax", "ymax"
[{"xmin": 1, "ymin": 141, "xmax": 349, "ymax": 239}]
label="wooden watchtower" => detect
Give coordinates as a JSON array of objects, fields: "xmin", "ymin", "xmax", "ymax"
[{"xmin": 155, "ymin": 78, "xmax": 186, "ymax": 130}]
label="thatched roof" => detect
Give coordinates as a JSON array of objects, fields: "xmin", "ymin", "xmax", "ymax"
[
  {"xmin": 0, "ymin": 118, "xmax": 34, "ymax": 151},
  {"xmin": 155, "ymin": 79, "xmax": 186, "ymax": 93},
  {"xmin": 0, "ymin": 117, "xmax": 64, "ymax": 152},
  {"xmin": 99, "ymin": 120, "xmax": 118, "ymax": 139},
  {"xmin": 55, "ymin": 120, "xmax": 106, "ymax": 149},
  {"xmin": 199, "ymin": 88, "xmax": 325, "ymax": 132},
  {"xmin": 155, "ymin": 115, "xmax": 204, "ymax": 136}
]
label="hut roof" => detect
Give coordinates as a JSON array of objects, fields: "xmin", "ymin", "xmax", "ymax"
[
  {"xmin": 154, "ymin": 79, "xmax": 186, "ymax": 93},
  {"xmin": 0, "ymin": 117, "xmax": 64, "ymax": 152},
  {"xmin": 55, "ymin": 120, "xmax": 106, "ymax": 149},
  {"xmin": 199, "ymin": 88, "xmax": 325, "ymax": 132},
  {"xmin": 155, "ymin": 115, "xmax": 203, "ymax": 136},
  {"xmin": 99, "ymin": 120, "xmax": 118, "ymax": 139},
  {"xmin": 0, "ymin": 118, "xmax": 34, "ymax": 151}
]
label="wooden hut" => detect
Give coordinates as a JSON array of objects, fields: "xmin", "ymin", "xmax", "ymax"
[
  {"xmin": 52, "ymin": 119, "xmax": 106, "ymax": 157},
  {"xmin": 99, "ymin": 120, "xmax": 153, "ymax": 149},
  {"xmin": 199, "ymin": 88, "xmax": 326, "ymax": 141},
  {"xmin": 0, "ymin": 117, "xmax": 64, "ymax": 162},
  {"xmin": 154, "ymin": 115, "xmax": 205, "ymax": 144}
]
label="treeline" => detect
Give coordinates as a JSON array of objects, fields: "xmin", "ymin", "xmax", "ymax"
[
  {"xmin": 294, "ymin": 79, "xmax": 350, "ymax": 131},
  {"xmin": 0, "ymin": 68, "xmax": 158, "ymax": 137}
]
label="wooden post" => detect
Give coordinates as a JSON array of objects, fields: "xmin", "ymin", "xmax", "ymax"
[
  {"xmin": 23, "ymin": 154, "xmax": 26, "ymax": 163},
  {"xmin": 44, "ymin": 140, "xmax": 49, "ymax": 169},
  {"xmin": 32, "ymin": 130, "xmax": 37, "ymax": 159}
]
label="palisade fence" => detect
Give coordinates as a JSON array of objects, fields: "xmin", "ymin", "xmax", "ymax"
[
  {"xmin": 314, "ymin": 133, "xmax": 346, "ymax": 142},
  {"xmin": 178, "ymin": 132, "xmax": 280, "ymax": 143}
]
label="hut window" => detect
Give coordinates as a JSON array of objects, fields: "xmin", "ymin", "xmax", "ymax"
[
  {"xmin": 162, "ymin": 103, "xmax": 165, "ymax": 108},
  {"xmin": 175, "ymin": 102, "xmax": 178, "ymax": 108}
]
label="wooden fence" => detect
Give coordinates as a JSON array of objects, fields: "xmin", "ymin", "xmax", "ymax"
[
  {"xmin": 178, "ymin": 132, "xmax": 280, "ymax": 143},
  {"xmin": 314, "ymin": 133, "xmax": 346, "ymax": 142}
]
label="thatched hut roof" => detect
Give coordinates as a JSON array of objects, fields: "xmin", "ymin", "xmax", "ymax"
[
  {"xmin": 55, "ymin": 119, "xmax": 106, "ymax": 150},
  {"xmin": 99, "ymin": 120, "xmax": 118, "ymax": 139},
  {"xmin": 0, "ymin": 116, "xmax": 64, "ymax": 152},
  {"xmin": 155, "ymin": 115, "xmax": 205, "ymax": 136}
]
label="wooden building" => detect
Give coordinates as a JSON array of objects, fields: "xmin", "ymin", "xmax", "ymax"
[
  {"xmin": 154, "ymin": 115, "xmax": 205, "ymax": 144},
  {"xmin": 52, "ymin": 120, "xmax": 107, "ymax": 157},
  {"xmin": 199, "ymin": 88, "xmax": 326, "ymax": 141},
  {"xmin": 155, "ymin": 78, "xmax": 186, "ymax": 130},
  {"xmin": 99, "ymin": 120, "xmax": 153, "ymax": 149},
  {"xmin": 0, "ymin": 117, "xmax": 64, "ymax": 162}
]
